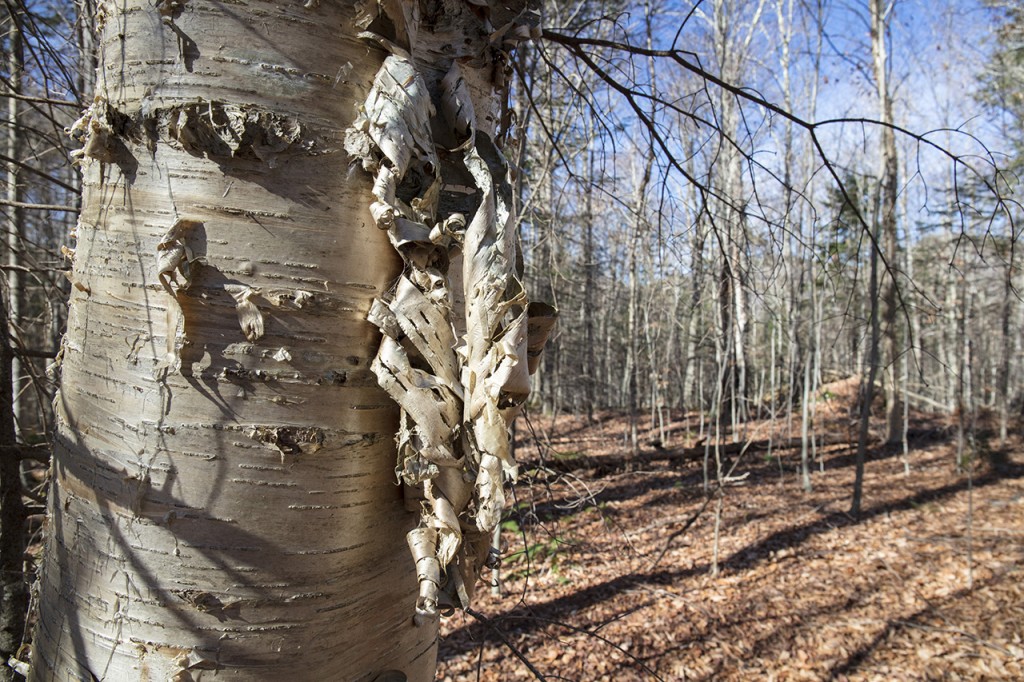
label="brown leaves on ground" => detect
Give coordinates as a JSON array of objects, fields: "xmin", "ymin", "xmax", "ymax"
[{"xmin": 437, "ymin": 405, "xmax": 1024, "ymax": 681}]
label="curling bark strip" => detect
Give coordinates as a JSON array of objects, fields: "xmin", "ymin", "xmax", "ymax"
[{"xmin": 345, "ymin": 0, "xmax": 551, "ymax": 624}]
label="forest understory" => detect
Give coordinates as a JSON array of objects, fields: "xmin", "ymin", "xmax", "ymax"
[{"xmin": 437, "ymin": 380, "xmax": 1024, "ymax": 681}]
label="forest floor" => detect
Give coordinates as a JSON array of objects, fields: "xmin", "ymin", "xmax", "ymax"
[{"xmin": 436, "ymin": 380, "xmax": 1024, "ymax": 681}]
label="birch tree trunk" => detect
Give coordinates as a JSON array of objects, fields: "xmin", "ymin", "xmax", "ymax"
[
  {"xmin": 31, "ymin": 1, "xmax": 535, "ymax": 680},
  {"xmin": 1, "ymin": 9, "xmax": 27, "ymax": 678},
  {"xmin": 996, "ymin": 254, "xmax": 1013, "ymax": 446},
  {"xmin": 0, "ymin": 294, "xmax": 21, "ymax": 682},
  {"xmin": 870, "ymin": 0, "xmax": 903, "ymax": 444},
  {"xmin": 850, "ymin": 213, "xmax": 880, "ymax": 516},
  {"xmin": 578, "ymin": 147, "xmax": 596, "ymax": 421},
  {"xmin": 5, "ymin": 8, "xmax": 24, "ymax": 442},
  {"xmin": 624, "ymin": 152, "xmax": 653, "ymax": 465},
  {"xmin": 706, "ymin": 0, "xmax": 763, "ymax": 438}
]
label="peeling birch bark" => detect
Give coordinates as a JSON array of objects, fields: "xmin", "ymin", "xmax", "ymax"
[
  {"xmin": 224, "ymin": 284, "xmax": 265, "ymax": 343},
  {"xmin": 346, "ymin": 0, "xmax": 550, "ymax": 625},
  {"xmin": 156, "ymin": 218, "xmax": 202, "ymax": 373},
  {"xmin": 31, "ymin": 2, "xmax": 473, "ymax": 681}
]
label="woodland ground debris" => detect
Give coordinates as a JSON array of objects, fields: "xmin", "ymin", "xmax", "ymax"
[{"xmin": 438, "ymin": 384, "xmax": 1024, "ymax": 681}]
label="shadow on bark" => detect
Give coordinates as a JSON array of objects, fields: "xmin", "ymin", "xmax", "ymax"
[{"xmin": 36, "ymin": 413, "xmax": 292, "ymax": 679}]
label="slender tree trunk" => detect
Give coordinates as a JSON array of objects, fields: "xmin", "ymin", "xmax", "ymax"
[
  {"xmin": 800, "ymin": 342, "xmax": 814, "ymax": 492},
  {"xmin": 707, "ymin": 0, "xmax": 763, "ymax": 440},
  {"xmin": 5, "ymin": 8, "xmax": 24, "ymax": 439},
  {"xmin": 901, "ymin": 210, "xmax": 916, "ymax": 473},
  {"xmin": 767, "ymin": 322, "xmax": 777, "ymax": 466},
  {"xmin": 870, "ymin": 0, "xmax": 903, "ymax": 444},
  {"xmin": 681, "ymin": 203, "xmax": 705, "ymax": 409},
  {"xmin": 996, "ymin": 263, "xmax": 1012, "ymax": 446},
  {"xmin": 806, "ymin": 0, "xmax": 825, "ymax": 477},
  {"xmin": 31, "ymin": 2, "xmax": 534, "ymax": 679},
  {"xmin": 943, "ymin": 260, "xmax": 958, "ymax": 412},
  {"xmin": 625, "ymin": 187, "xmax": 644, "ymax": 464},
  {"xmin": 539, "ymin": 164, "xmax": 561, "ymax": 415},
  {"xmin": 1, "ymin": 10, "xmax": 27, "ymax": 678},
  {"xmin": 852, "ymin": 0, "xmax": 897, "ymax": 514},
  {"xmin": 0, "ymin": 295, "xmax": 22, "ymax": 682},
  {"xmin": 956, "ymin": 282, "xmax": 974, "ymax": 471},
  {"xmin": 811, "ymin": 278, "xmax": 823, "ymax": 473},
  {"xmin": 584, "ymin": 152, "xmax": 597, "ymax": 422},
  {"xmin": 851, "ymin": 220, "xmax": 881, "ymax": 516},
  {"xmin": 625, "ymin": 151, "xmax": 654, "ymax": 466}
]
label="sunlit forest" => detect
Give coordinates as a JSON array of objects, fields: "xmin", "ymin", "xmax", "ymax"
[{"xmin": 1, "ymin": 0, "xmax": 1021, "ymax": 680}]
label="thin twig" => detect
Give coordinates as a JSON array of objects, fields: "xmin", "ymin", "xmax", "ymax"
[{"xmin": 464, "ymin": 608, "xmax": 548, "ymax": 681}]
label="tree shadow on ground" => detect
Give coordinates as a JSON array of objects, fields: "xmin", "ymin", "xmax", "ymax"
[
  {"xmin": 439, "ymin": 565, "xmax": 704, "ymax": 667},
  {"xmin": 722, "ymin": 452, "xmax": 1023, "ymax": 573},
  {"xmin": 508, "ymin": 471, "xmax": 703, "ymax": 530},
  {"xmin": 637, "ymin": 562, "xmax": 1017, "ymax": 682},
  {"xmin": 510, "ymin": 426, "xmax": 957, "ymax": 531},
  {"xmin": 441, "ymin": 452, "xmax": 1023, "ymax": 660},
  {"xmin": 822, "ymin": 568, "xmax": 1015, "ymax": 680}
]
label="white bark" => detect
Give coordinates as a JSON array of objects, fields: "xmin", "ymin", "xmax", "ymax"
[
  {"xmin": 31, "ymin": 2, "xmax": 541, "ymax": 680},
  {"xmin": 5, "ymin": 7, "xmax": 24, "ymax": 440},
  {"xmin": 0, "ymin": 14, "xmax": 26, "ymax": 661},
  {"xmin": 870, "ymin": 0, "xmax": 902, "ymax": 444},
  {"xmin": 346, "ymin": 0, "xmax": 549, "ymax": 625}
]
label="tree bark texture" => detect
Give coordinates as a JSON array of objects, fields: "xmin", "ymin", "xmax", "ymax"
[
  {"xmin": 1, "ymin": 9, "xmax": 27, "ymax": 679},
  {"xmin": 0, "ymin": 296, "xmax": 23, "ymax": 682},
  {"xmin": 30, "ymin": 1, "xmax": 538, "ymax": 680},
  {"xmin": 5, "ymin": 7, "xmax": 24, "ymax": 443},
  {"xmin": 870, "ymin": 0, "xmax": 902, "ymax": 444}
]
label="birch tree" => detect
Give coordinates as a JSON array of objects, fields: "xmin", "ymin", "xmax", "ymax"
[
  {"xmin": 28, "ymin": 1, "xmax": 547, "ymax": 680},
  {"xmin": 870, "ymin": 0, "xmax": 903, "ymax": 445},
  {"xmin": 1, "ymin": 8, "xmax": 26, "ymax": 676}
]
